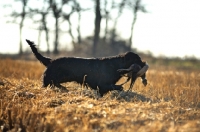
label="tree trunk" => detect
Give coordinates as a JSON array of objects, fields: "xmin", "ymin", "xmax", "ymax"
[
  {"xmin": 44, "ymin": 26, "xmax": 50, "ymax": 54},
  {"xmin": 128, "ymin": 0, "xmax": 139, "ymax": 50},
  {"xmin": 67, "ymin": 17, "xmax": 76, "ymax": 48},
  {"xmin": 93, "ymin": 0, "xmax": 102, "ymax": 56},
  {"xmin": 51, "ymin": 3, "xmax": 60, "ymax": 55},
  {"xmin": 110, "ymin": 0, "xmax": 125, "ymax": 44},
  {"xmin": 77, "ymin": 11, "xmax": 82, "ymax": 44},
  {"xmin": 37, "ymin": 25, "xmax": 42, "ymax": 47},
  {"xmin": 54, "ymin": 17, "xmax": 59, "ymax": 54},
  {"xmin": 103, "ymin": 15, "xmax": 108, "ymax": 42},
  {"xmin": 19, "ymin": 21, "xmax": 23, "ymax": 55},
  {"xmin": 129, "ymin": 11, "xmax": 137, "ymax": 50},
  {"xmin": 19, "ymin": 12, "xmax": 25, "ymax": 55},
  {"xmin": 42, "ymin": 13, "xmax": 50, "ymax": 54},
  {"xmin": 103, "ymin": 0, "xmax": 108, "ymax": 42}
]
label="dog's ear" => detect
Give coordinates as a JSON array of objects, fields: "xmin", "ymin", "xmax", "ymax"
[{"xmin": 124, "ymin": 52, "xmax": 141, "ymax": 63}]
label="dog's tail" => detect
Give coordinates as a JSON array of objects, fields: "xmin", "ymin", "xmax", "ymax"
[{"xmin": 26, "ymin": 39, "xmax": 51, "ymax": 67}]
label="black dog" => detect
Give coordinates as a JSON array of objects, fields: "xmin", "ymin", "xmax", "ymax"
[{"xmin": 26, "ymin": 39, "xmax": 148, "ymax": 96}]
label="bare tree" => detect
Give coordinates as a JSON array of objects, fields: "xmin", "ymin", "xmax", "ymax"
[
  {"xmin": 73, "ymin": 0, "xmax": 89, "ymax": 45},
  {"xmin": 29, "ymin": 0, "xmax": 51, "ymax": 53},
  {"xmin": 63, "ymin": 7, "xmax": 76, "ymax": 47},
  {"xmin": 7, "ymin": 0, "xmax": 29, "ymax": 54},
  {"xmin": 93, "ymin": 0, "xmax": 102, "ymax": 56},
  {"xmin": 127, "ymin": 0, "xmax": 147, "ymax": 50},
  {"xmin": 102, "ymin": 0, "xmax": 112, "ymax": 42},
  {"xmin": 51, "ymin": 2, "xmax": 61, "ymax": 54},
  {"xmin": 2, "ymin": 0, "xmax": 147, "ymax": 56},
  {"xmin": 110, "ymin": 0, "xmax": 126, "ymax": 44},
  {"xmin": 49, "ymin": 0, "xmax": 72, "ymax": 54},
  {"xmin": 19, "ymin": 0, "xmax": 28, "ymax": 54},
  {"xmin": 40, "ymin": 10, "xmax": 51, "ymax": 54},
  {"xmin": 73, "ymin": 0, "xmax": 82, "ymax": 45}
]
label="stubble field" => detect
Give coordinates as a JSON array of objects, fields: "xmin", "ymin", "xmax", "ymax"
[{"xmin": 0, "ymin": 58, "xmax": 200, "ymax": 132}]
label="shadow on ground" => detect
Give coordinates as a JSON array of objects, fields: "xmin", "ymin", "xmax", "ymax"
[
  {"xmin": 108, "ymin": 90, "xmax": 152, "ymax": 102},
  {"xmin": 46, "ymin": 86, "xmax": 152, "ymax": 105}
]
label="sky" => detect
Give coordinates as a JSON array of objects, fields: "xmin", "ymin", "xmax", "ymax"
[{"xmin": 0, "ymin": 0, "xmax": 200, "ymax": 59}]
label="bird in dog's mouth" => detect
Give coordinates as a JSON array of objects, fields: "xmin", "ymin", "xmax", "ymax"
[{"xmin": 118, "ymin": 62, "xmax": 149, "ymax": 92}]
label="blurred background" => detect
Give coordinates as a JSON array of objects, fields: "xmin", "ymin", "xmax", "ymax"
[{"xmin": 0, "ymin": 0, "xmax": 200, "ymax": 59}]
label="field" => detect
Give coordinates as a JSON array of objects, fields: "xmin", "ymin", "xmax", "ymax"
[{"xmin": 0, "ymin": 58, "xmax": 200, "ymax": 132}]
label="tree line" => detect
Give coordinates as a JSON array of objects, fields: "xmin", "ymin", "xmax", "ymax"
[{"xmin": 3, "ymin": 0, "xmax": 146, "ymax": 56}]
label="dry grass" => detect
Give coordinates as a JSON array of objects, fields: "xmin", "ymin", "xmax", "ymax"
[{"xmin": 0, "ymin": 59, "xmax": 200, "ymax": 132}]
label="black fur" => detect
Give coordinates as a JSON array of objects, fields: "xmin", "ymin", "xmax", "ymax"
[{"xmin": 26, "ymin": 39, "xmax": 147, "ymax": 96}]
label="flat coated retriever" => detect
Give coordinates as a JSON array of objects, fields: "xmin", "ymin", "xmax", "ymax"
[{"xmin": 26, "ymin": 39, "xmax": 148, "ymax": 96}]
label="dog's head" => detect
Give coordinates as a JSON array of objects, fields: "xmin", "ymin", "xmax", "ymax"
[{"xmin": 124, "ymin": 52, "xmax": 149, "ymax": 86}]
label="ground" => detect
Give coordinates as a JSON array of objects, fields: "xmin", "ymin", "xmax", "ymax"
[{"xmin": 0, "ymin": 58, "xmax": 200, "ymax": 132}]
